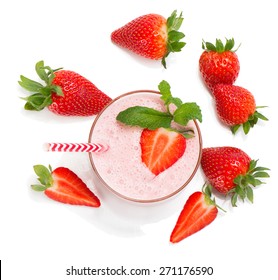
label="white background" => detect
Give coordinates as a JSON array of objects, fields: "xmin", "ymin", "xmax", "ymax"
[{"xmin": 1, "ymin": 0, "xmax": 277, "ymax": 279}]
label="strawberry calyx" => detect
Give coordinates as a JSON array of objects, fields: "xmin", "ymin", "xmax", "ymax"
[
  {"xmin": 228, "ymin": 159, "xmax": 270, "ymax": 207},
  {"xmin": 202, "ymin": 184, "xmax": 226, "ymax": 212},
  {"xmin": 31, "ymin": 164, "xmax": 54, "ymax": 191},
  {"xmin": 163, "ymin": 10, "xmax": 186, "ymax": 68},
  {"xmin": 202, "ymin": 38, "xmax": 240, "ymax": 53},
  {"xmin": 19, "ymin": 60, "xmax": 63, "ymax": 111},
  {"xmin": 116, "ymin": 80, "xmax": 202, "ymax": 138},
  {"xmin": 231, "ymin": 106, "xmax": 269, "ymax": 134}
]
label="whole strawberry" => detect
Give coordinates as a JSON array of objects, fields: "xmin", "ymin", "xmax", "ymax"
[
  {"xmin": 199, "ymin": 38, "xmax": 240, "ymax": 92},
  {"xmin": 212, "ymin": 84, "xmax": 268, "ymax": 134},
  {"xmin": 111, "ymin": 10, "xmax": 185, "ymax": 68},
  {"xmin": 201, "ymin": 147, "xmax": 270, "ymax": 206},
  {"xmin": 19, "ymin": 61, "xmax": 112, "ymax": 116}
]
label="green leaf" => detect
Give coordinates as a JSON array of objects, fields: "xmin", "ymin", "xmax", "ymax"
[
  {"xmin": 245, "ymin": 174, "xmax": 257, "ymax": 186},
  {"xmin": 215, "ymin": 39, "xmax": 225, "ymax": 52},
  {"xmin": 246, "ymin": 186, "xmax": 254, "ymax": 203},
  {"xmin": 253, "ymin": 171, "xmax": 270, "ymax": 178},
  {"xmin": 248, "ymin": 159, "xmax": 257, "ymax": 171},
  {"xmin": 50, "ymin": 85, "xmax": 64, "ymax": 96},
  {"xmin": 255, "ymin": 110, "xmax": 268, "ymax": 121},
  {"xmin": 173, "ymin": 102, "xmax": 202, "ymax": 126},
  {"xmin": 23, "ymin": 93, "xmax": 52, "ymax": 111},
  {"xmin": 35, "ymin": 60, "xmax": 49, "ymax": 82},
  {"xmin": 31, "ymin": 184, "xmax": 47, "ymax": 192},
  {"xmin": 204, "ymin": 41, "xmax": 216, "ymax": 51},
  {"xmin": 116, "ymin": 80, "xmax": 202, "ymax": 136},
  {"xmin": 251, "ymin": 166, "xmax": 270, "ymax": 172},
  {"xmin": 24, "ymin": 102, "xmax": 36, "ymax": 111},
  {"xmin": 18, "ymin": 75, "xmax": 43, "ymax": 92},
  {"xmin": 158, "ymin": 80, "xmax": 172, "ymax": 104},
  {"xmin": 243, "ymin": 121, "xmax": 251, "ymax": 134},
  {"xmin": 19, "ymin": 60, "xmax": 63, "ymax": 112},
  {"xmin": 231, "ymin": 124, "xmax": 240, "ymax": 134},
  {"xmin": 158, "ymin": 80, "xmax": 182, "ymax": 108},
  {"xmin": 224, "ymin": 38, "xmax": 235, "ymax": 51},
  {"xmin": 202, "ymin": 38, "xmax": 240, "ymax": 53},
  {"xmin": 162, "ymin": 10, "xmax": 185, "ymax": 68},
  {"xmin": 231, "ymin": 193, "xmax": 238, "ymax": 207},
  {"xmin": 167, "ymin": 10, "xmax": 183, "ymax": 31},
  {"xmin": 116, "ymin": 106, "xmax": 173, "ymax": 130},
  {"xmin": 169, "ymin": 41, "xmax": 186, "ymax": 52},
  {"xmin": 33, "ymin": 165, "xmax": 53, "ymax": 188},
  {"xmin": 168, "ymin": 30, "xmax": 185, "ymax": 42}
]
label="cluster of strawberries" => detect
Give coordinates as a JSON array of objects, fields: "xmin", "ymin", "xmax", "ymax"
[
  {"xmin": 20, "ymin": 10, "xmax": 270, "ymax": 244},
  {"xmin": 199, "ymin": 38, "xmax": 268, "ymax": 134}
]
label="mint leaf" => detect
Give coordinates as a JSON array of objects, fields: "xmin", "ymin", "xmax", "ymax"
[
  {"xmin": 158, "ymin": 80, "xmax": 182, "ymax": 108},
  {"xmin": 116, "ymin": 106, "xmax": 172, "ymax": 130},
  {"xmin": 158, "ymin": 80, "xmax": 172, "ymax": 105},
  {"xmin": 116, "ymin": 80, "xmax": 202, "ymax": 135},
  {"xmin": 173, "ymin": 103, "xmax": 202, "ymax": 126}
]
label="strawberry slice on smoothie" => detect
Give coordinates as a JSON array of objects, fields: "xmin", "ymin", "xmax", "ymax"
[
  {"xmin": 116, "ymin": 80, "xmax": 202, "ymax": 176},
  {"xmin": 140, "ymin": 128, "xmax": 186, "ymax": 175}
]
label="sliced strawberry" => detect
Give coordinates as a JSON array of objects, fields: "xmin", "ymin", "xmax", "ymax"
[
  {"xmin": 140, "ymin": 128, "xmax": 186, "ymax": 175},
  {"xmin": 32, "ymin": 165, "xmax": 100, "ymax": 207},
  {"xmin": 170, "ymin": 186, "xmax": 218, "ymax": 243}
]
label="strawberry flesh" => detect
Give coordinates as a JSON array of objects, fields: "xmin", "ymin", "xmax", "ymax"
[
  {"xmin": 32, "ymin": 165, "xmax": 101, "ymax": 207},
  {"xmin": 140, "ymin": 128, "xmax": 186, "ymax": 175},
  {"xmin": 170, "ymin": 191, "xmax": 218, "ymax": 243}
]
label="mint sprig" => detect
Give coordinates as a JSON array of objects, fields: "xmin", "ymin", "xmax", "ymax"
[{"xmin": 116, "ymin": 80, "xmax": 202, "ymax": 138}]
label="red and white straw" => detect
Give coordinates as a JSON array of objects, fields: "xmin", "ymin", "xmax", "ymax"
[{"xmin": 46, "ymin": 143, "xmax": 109, "ymax": 153}]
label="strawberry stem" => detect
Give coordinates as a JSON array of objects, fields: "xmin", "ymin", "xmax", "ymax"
[
  {"xmin": 163, "ymin": 10, "xmax": 186, "ymax": 68},
  {"xmin": 19, "ymin": 60, "xmax": 63, "ymax": 111},
  {"xmin": 231, "ymin": 107, "xmax": 269, "ymax": 135},
  {"xmin": 228, "ymin": 159, "xmax": 270, "ymax": 206},
  {"xmin": 202, "ymin": 38, "xmax": 240, "ymax": 53},
  {"xmin": 202, "ymin": 184, "xmax": 226, "ymax": 212},
  {"xmin": 31, "ymin": 164, "xmax": 54, "ymax": 191}
]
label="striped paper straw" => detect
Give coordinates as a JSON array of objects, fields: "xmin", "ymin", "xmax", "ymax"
[{"xmin": 46, "ymin": 143, "xmax": 109, "ymax": 153}]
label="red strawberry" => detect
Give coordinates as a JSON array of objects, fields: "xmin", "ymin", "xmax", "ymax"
[
  {"xmin": 170, "ymin": 185, "xmax": 219, "ymax": 243},
  {"xmin": 111, "ymin": 10, "xmax": 185, "ymax": 68},
  {"xmin": 140, "ymin": 128, "xmax": 186, "ymax": 175},
  {"xmin": 212, "ymin": 84, "xmax": 268, "ymax": 134},
  {"xmin": 19, "ymin": 60, "xmax": 112, "ymax": 116},
  {"xmin": 201, "ymin": 147, "xmax": 270, "ymax": 206},
  {"xmin": 32, "ymin": 165, "xmax": 101, "ymax": 207},
  {"xmin": 199, "ymin": 38, "xmax": 240, "ymax": 92}
]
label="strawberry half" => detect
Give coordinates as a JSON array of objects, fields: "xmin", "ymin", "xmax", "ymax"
[
  {"xmin": 32, "ymin": 165, "xmax": 101, "ymax": 207},
  {"xmin": 19, "ymin": 60, "xmax": 112, "ymax": 116},
  {"xmin": 140, "ymin": 128, "xmax": 186, "ymax": 175},
  {"xmin": 170, "ymin": 185, "xmax": 219, "ymax": 243},
  {"xmin": 111, "ymin": 10, "xmax": 185, "ymax": 68}
]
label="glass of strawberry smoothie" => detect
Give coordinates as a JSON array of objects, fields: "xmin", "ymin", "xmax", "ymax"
[{"xmin": 88, "ymin": 90, "xmax": 202, "ymax": 203}]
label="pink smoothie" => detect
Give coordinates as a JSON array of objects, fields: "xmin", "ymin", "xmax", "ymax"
[{"xmin": 88, "ymin": 91, "xmax": 202, "ymax": 202}]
